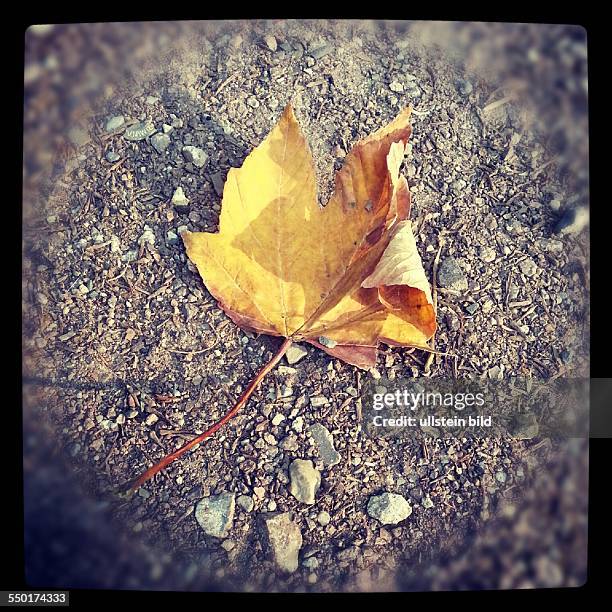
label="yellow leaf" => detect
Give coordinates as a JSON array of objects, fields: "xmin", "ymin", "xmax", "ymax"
[
  {"xmin": 183, "ymin": 104, "xmax": 436, "ymax": 368},
  {"xmin": 127, "ymin": 104, "xmax": 439, "ymax": 491}
]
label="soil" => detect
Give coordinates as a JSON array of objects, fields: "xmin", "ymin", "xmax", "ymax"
[{"xmin": 23, "ymin": 20, "xmax": 589, "ymax": 591}]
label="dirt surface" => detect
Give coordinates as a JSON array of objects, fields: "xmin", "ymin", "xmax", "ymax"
[{"xmin": 23, "ymin": 20, "xmax": 589, "ymax": 591}]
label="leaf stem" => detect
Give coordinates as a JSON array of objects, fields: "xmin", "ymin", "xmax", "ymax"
[{"xmin": 128, "ymin": 337, "xmax": 293, "ymax": 492}]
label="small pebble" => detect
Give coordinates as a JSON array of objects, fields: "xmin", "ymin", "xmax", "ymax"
[
  {"xmin": 195, "ymin": 492, "xmax": 235, "ymax": 538},
  {"xmin": 151, "ymin": 132, "xmax": 171, "ymax": 154},
  {"xmin": 438, "ymin": 257, "xmax": 468, "ymax": 291},
  {"xmin": 264, "ymin": 34, "xmax": 277, "ymax": 51},
  {"xmin": 105, "ymin": 115, "xmax": 125, "ymax": 132},
  {"xmin": 271, "ymin": 413, "xmax": 285, "ymax": 426},
  {"xmin": 520, "ymin": 258, "xmax": 538, "ymax": 277},
  {"xmin": 309, "ymin": 423, "xmax": 341, "ymax": 467},
  {"xmin": 262, "ymin": 512, "xmax": 302, "ymax": 573},
  {"xmin": 172, "ymin": 186, "xmax": 190, "ymax": 207},
  {"xmin": 479, "ymin": 246, "xmax": 496, "ymax": 263},
  {"xmin": 367, "ymin": 492, "xmax": 412, "ymax": 525},
  {"xmin": 309, "ymin": 44, "xmax": 333, "ymax": 60},
  {"xmin": 182, "ymin": 146, "xmax": 208, "ymax": 168},
  {"xmin": 236, "ymin": 495, "xmax": 254, "ymax": 512},
  {"xmin": 145, "ymin": 413, "xmax": 159, "ymax": 426},
  {"xmin": 456, "ymin": 79, "xmax": 473, "ymax": 96},
  {"xmin": 285, "ymin": 344, "xmax": 308, "ymax": 365},
  {"xmin": 289, "ymin": 459, "xmax": 321, "ymax": 505}
]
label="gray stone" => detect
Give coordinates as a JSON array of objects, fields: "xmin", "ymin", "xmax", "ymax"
[
  {"xmin": 105, "ymin": 115, "xmax": 125, "ymax": 132},
  {"xmin": 264, "ymin": 34, "xmax": 277, "ymax": 52},
  {"xmin": 171, "ymin": 186, "xmax": 189, "ymax": 207},
  {"xmin": 271, "ymin": 413, "xmax": 285, "ymax": 426},
  {"xmin": 105, "ymin": 151, "xmax": 121, "ymax": 163},
  {"xmin": 151, "ymin": 132, "xmax": 171, "ymax": 154},
  {"xmin": 506, "ymin": 219, "xmax": 526, "ymax": 235},
  {"xmin": 289, "ymin": 459, "xmax": 321, "ymax": 505},
  {"xmin": 281, "ymin": 435, "xmax": 299, "ymax": 451},
  {"xmin": 437, "ymin": 257, "xmax": 468, "ymax": 291},
  {"xmin": 236, "ymin": 495, "xmax": 254, "ymax": 512},
  {"xmin": 138, "ymin": 227, "xmax": 155, "ymax": 247},
  {"xmin": 310, "ymin": 396, "xmax": 328, "ymax": 407},
  {"xmin": 210, "ymin": 172, "xmax": 225, "ymax": 196},
  {"xmin": 124, "ymin": 120, "xmax": 156, "ymax": 141},
  {"xmin": 309, "ymin": 44, "xmax": 333, "ymax": 60},
  {"xmin": 262, "ymin": 512, "xmax": 302, "ymax": 573},
  {"xmin": 280, "ymin": 385, "xmax": 293, "ymax": 398},
  {"xmin": 144, "ymin": 413, "xmax": 158, "ymax": 426},
  {"xmin": 367, "ymin": 492, "xmax": 412, "ymax": 525},
  {"xmin": 308, "ymin": 423, "xmax": 341, "ymax": 467},
  {"xmin": 405, "ymin": 82, "xmax": 421, "ymax": 97},
  {"xmin": 422, "ymin": 496, "xmax": 434, "ymax": 509},
  {"xmin": 220, "ymin": 540, "xmax": 235, "ymax": 552},
  {"xmin": 316, "ymin": 511, "xmax": 331, "ymax": 526},
  {"xmin": 389, "ymin": 80, "xmax": 404, "ymax": 93},
  {"xmin": 456, "ymin": 79, "xmax": 473, "ymax": 96},
  {"xmin": 520, "ymin": 258, "xmax": 538, "ymax": 277},
  {"xmin": 285, "ymin": 343, "xmax": 308, "ymax": 364},
  {"xmin": 537, "ymin": 238, "xmax": 564, "ymax": 253},
  {"xmin": 479, "ymin": 246, "xmax": 496, "ymax": 263},
  {"xmin": 464, "ymin": 302, "xmax": 479, "ymax": 315},
  {"xmin": 182, "ymin": 146, "xmax": 208, "ymax": 168},
  {"xmin": 318, "ymin": 336, "xmax": 337, "ymax": 348},
  {"xmin": 452, "ymin": 178, "xmax": 467, "ymax": 193},
  {"xmin": 303, "ymin": 556, "xmax": 320, "ymax": 569},
  {"xmin": 195, "ymin": 492, "xmax": 235, "ymax": 538}
]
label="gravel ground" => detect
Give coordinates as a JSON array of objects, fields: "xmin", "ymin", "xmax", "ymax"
[{"xmin": 23, "ymin": 20, "xmax": 589, "ymax": 591}]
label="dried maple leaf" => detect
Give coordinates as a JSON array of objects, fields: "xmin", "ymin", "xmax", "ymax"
[{"xmin": 129, "ymin": 104, "xmax": 436, "ymax": 491}]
